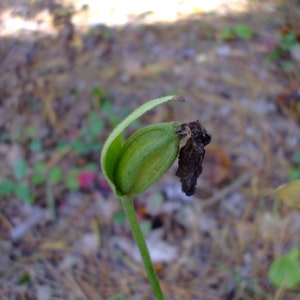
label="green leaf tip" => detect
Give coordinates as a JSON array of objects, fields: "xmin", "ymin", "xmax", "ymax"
[{"xmin": 100, "ymin": 95, "xmax": 182, "ymax": 195}]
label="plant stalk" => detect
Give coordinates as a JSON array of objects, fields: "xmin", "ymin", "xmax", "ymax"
[
  {"xmin": 46, "ymin": 180, "xmax": 56, "ymax": 221},
  {"xmin": 120, "ymin": 195, "xmax": 164, "ymax": 300}
]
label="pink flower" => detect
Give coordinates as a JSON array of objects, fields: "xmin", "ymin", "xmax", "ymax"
[{"xmin": 78, "ymin": 170, "xmax": 96, "ymax": 189}]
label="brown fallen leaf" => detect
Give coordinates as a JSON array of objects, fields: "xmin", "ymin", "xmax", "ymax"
[{"xmin": 275, "ymin": 179, "xmax": 300, "ymax": 208}]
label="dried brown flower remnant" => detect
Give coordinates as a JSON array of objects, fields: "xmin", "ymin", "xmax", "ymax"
[{"xmin": 175, "ymin": 121, "xmax": 211, "ymax": 196}]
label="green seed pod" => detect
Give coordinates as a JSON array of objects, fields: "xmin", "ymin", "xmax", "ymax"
[{"xmin": 113, "ymin": 122, "xmax": 179, "ymax": 196}]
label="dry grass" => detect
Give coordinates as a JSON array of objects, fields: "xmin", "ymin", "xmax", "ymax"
[{"xmin": 0, "ymin": 1, "xmax": 300, "ymax": 299}]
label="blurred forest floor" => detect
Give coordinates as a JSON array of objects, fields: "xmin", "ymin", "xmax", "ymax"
[{"xmin": 1, "ymin": 0, "xmax": 300, "ymax": 299}]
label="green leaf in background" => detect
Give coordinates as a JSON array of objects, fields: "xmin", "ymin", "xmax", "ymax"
[
  {"xmin": 102, "ymin": 100, "xmax": 114, "ymax": 113},
  {"xmin": 31, "ymin": 162, "xmax": 46, "ymax": 185},
  {"xmin": 281, "ymin": 33, "xmax": 297, "ymax": 51},
  {"xmin": 81, "ymin": 4, "xmax": 89, "ymax": 10},
  {"xmin": 29, "ymin": 139, "xmax": 43, "ymax": 152},
  {"xmin": 87, "ymin": 141, "xmax": 101, "ymax": 152},
  {"xmin": 85, "ymin": 163, "xmax": 98, "ymax": 172},
  {"xmin": 268, "ymin": 49, "xmax": 280, "ymax": 61},
  {"xmin": 268, "ymin": 248, "xmax": 300, "ymax": 289},
  {"xmin": 70, "ymin": 87, "xmax": 78, "ymax": 95},
  {"xmin": 106, "ymin": 292, "xmax": 127, "ymax": 300},
  {"xmin": 15, "ymin": 183, "xmax": 33, "ymax": 204},
  {"xmin": 288, "ymin": 166, "xmax": 300, "ymax": 180},
  {"xmin": 108, "ymin": 114, "xmax": 122, "ymax": 127},
  {"xmin": 91, "ymin": 86, "xmax": 103, "ymax": 98},
  {"xmin": 294, "ymin": 150, "xmax": 300, "ymax": 164},
  {"xmin": 18, "ymin": 272, "xmax": 31, "ymax": 285},
  {"xmin": 92, "ymin": 87, "xmax": 113, "ymax": 107},
  {"xmin": 0, "ymin": 131, "xmax": 10, "ymax": 142},
  {"xmin": 233, "ymin": 24, "xmax": 253, "ymax": 40},
  {"xmin": 140, "ymin": 220, "xmax": 152, "ymax": 235},
  {"xmin": 34, "ymin": 162, "xmax": 46, "ymax": 174},
  {"xmin": 24, "ymin": 126, "xmax": 37, "ymax": 138},
  {"xmin": 72, "ymin": 137, "xmax": 89, "ymax": 155},
  {"xmin": 219, "ymin": 26, "xmax": 235, "ymax": 40},
  {"xmin": 112, "ymin": 210, "xmax": 126, "ymax": 223},
  {"xmin": 281, "ymin": 60, "xmax": 293, "ymax": 72},
  {"xmin": 48, "ymin": 167, "xmax": 63, "ymax": 184},
  {"xmin": 81, "ymin": 126, "xmax": 94, "ymax": 143},
  {"xmin": 66, "ymin": 168, "xmax": 80, "ymax": 190},
  {"xmin": 0, "ymin": 180, "xmax": 15, "ymax": 196},
  {"xmin": 56, "ymin": 141, "xmax": 69, "ymax": 151},
  {"xmin": 66, "ymin": 176, "xmax": 79, "ymax": 190},
  {"xmin": 88, "ymin": 112, "xmax": 105, "ymax": 136},
  {"xmin": 13, "ymin": 159, "xmax": 28, "ymax": 181}
]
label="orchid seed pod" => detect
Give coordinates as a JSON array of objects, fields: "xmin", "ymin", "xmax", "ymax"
[{"xmin": 113, "ymin": 122, "xmax": 179, "ymax": 196}]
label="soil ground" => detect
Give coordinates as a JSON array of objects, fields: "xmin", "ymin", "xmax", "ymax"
[{"xmin": 0, "ymin": 1, "xmax": 300, "ymax": 299}]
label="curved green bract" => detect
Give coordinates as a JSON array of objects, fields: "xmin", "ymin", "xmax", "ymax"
[{"xmin": 100, "ymin": 95, "xmax": 178, "ymax": 195}]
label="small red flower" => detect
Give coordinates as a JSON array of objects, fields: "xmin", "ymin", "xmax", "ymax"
[{"xmin": 78, "ymin": 170, "xmax": 96, "ymax": 189}]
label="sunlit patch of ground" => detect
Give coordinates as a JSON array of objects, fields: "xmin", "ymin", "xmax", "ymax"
[{"xmin": 1, "ymin": 0, "xmax": 260, "ymax": 37}]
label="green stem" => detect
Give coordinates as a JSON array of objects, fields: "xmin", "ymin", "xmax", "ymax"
[
  {"xmin": 46, "ymin": 180, "xmax": 56, "ymax": 221},
  {"xmin": 120, "ymin": 196, "xmax": 164, "ymax": 300}
]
